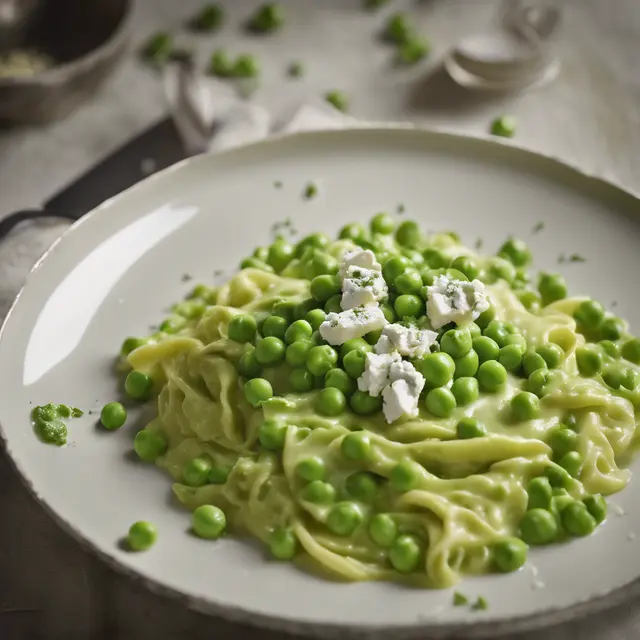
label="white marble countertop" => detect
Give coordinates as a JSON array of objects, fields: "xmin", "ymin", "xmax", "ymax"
[{"xmin": 1, "ymin": 0, "xmax": 639, "ymax": 638}]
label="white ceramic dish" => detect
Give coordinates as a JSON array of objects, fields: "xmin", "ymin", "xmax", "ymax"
[{"xmin": 2, "ymin": 127, "xmax": 640, "ymax": 639}]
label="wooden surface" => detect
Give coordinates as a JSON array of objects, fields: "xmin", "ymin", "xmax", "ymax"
[{"xmin": 1, "ymin": 1, "xmax": 639, "ymax": 638}]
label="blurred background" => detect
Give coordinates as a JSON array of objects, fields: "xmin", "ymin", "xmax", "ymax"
[{"xmin": 1, "ymin": 1, "xmax": 639, "ymax": 639}]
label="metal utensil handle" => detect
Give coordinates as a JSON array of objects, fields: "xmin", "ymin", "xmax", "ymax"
[{"xmin": 0, "ymin": 209, "xmax": 78, "ymax": 241}]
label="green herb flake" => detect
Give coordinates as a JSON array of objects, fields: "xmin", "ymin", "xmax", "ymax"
[
  {"xmin": 208, "ymin": 49, "xmax": 234, "ymax": 77},
  {"xmin": 324, "ymin": 90, "xmax": 349, "ymax": 113},
  {"xmin": 274, "ymin": 180, "xmax": 283, "ymax": 188},
  {"xmin": 190, "ymin": 4, "xmax": 224, "ymax": 32},
  {"xmin": 233, "ymin": 54, "xmax": 260, "ymax": 79},
  {"xmin": 532, "ymin": 221, "xmax": 545, "ymax": 234},
  {"xmin": 214, "ymin": 269, "xmax": 224, "ymax": 277},
  {"xmin": 287, "ymin": 61, "xmax": 304, "ymax": 78},
  {"xmin": 557, "ymin": 253, "xmax": 566, "ymax": 264},
  {"xmin": 453, "ymin": 591, "xmax": 468, "ymax": 606},
  {"xmin": 472, "ymin": 596, "xmax": 488, "ymax": 611},
  {"xmin": 397, "ymin": 203, "xmax": 405, "ymax": 214},
  {"xmin": 474, "ymin": 238, "xmax": 483, "ymax": 250},
  {"xmin": 304, "ymin": 183, "xmax": 318, "ymax": 200},
  {"xmin": 140, "ymin": 32, "xmax": 173, "ymax": 66},
  {"xmin": 569, "ymin": 254, "xmax": 586, "ymax": 263},
  {"xmin": 248, "ymin": 3, "xmax": 284, "ymax": 33},
  {"xmin": 182, "ymin": 273, "xmax": 193, "ymax": 282},
  {"xmin": 383, "ymin": 13, "xmax": 413, "ymax": 45},
  {"xmin": 364, "ymin": 0, "xmax": 390, "ymax": 9},
  {"xmin": 71, "ymin": 407, "xmax": 84, "ymax": 418},
  {"xmin": 396, "ymin": 37, "xmax": 430, "ymax": 66},
  {"xmin": 490, "ymin": 115, "xmax": 516, "ymax": 138}
]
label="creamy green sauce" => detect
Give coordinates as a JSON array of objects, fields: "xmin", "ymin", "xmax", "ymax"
[{"xmin": 32, "ymin": 403, "xmax": 83, "ymax": 446}]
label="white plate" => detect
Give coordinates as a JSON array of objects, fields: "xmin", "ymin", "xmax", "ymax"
[{"xmin": 2, "ymin": 127, "xmax": 640, "ymax": 639}]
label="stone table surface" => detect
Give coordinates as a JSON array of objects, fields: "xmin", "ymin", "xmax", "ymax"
[{"xmin": 1, "ymin": 0, "xmax": 639, "ymax": 638}]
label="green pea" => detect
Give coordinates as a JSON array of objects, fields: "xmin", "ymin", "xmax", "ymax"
[
  {"xmin": 127, "ymin": 521, "xmax": 157, "ymax": 551},
  {"xmin": 395, "ymin": 220, "xmax": 421, "ymax": 248},
  {"xmin": 450, "ymin": 255, "xmax": 479, "ymax": 280},
  {"xmin": 576, "ymin": 345, "xmax": 602, "ymax": 377},
  {"xmin": 209, "ymin": 464, "xmax": 232, "ymax": 484},
  {"xmin": 493, "ymin": 537, "xmax": 528, "ymax": 572},
  {"xmin": 498, "ymin": 344, "xmax": 524, "ymax": 372},
  {"xmin": 183, "ymin": 456, "xmax": 213, "ymax": 486},
  {"xmin": 307, "ymin": 345, "xmax": 338, "ymax": 376},
  {"xmin": 339, "ymin": 338, "xmax": 371, "ymax": 361},
  {"xmin": 315, "ymin": 387, "xmax": 347, "ymax": 416},
  {"xmin": 255, "ymin": 336, "xmax": 285, "ymax": 365},
  {"xmin": 519, "ymin": 508, "xmax": 558, "ymax": 545},
  {"xmin": 324, "ymin": 294, "xmax": 343, "ymax": 314},
  {"xmin": 272, "ymin": 300, "xmax": 298, "ymax": 323},
  {"xmin": 602, "ymin": 366, "xmax": 623, "ymax": 389},
  {"xmin": 475, "ymin": 305, "xmax": 496, "ymax": 330},
  {"xmin": 382, "ymin": 255, "xmax": 412, "ymax": 284},
  {"xmin": 600, "ymin": 316, "xmax": 624, "ymax": 341},
  {"xmin": 125, "ymin": 370, "xmax": 153, "ymax": 401},
  {"xmin": 487, "ymin": 258, "xmax": 516, "ymax": 284},
  {"xmin": 244, "ymin": 378, "xmax": 273, "ymax": 407},
  {"xmin": 253, "ymin": 247, "xmax": 269, "ymax": 261},
  {"xmin": 389, "ymin": 534, "xmax": 422, "ymax": 573},
  {"xmin": 341, "ymin": 431, "xmax": 371, "ymax": 460},
  {"xmin": 425, "ymin": 387, "xmax": 456, "ymax": 418},
  {"xmin": 294, "ymin": 297, "xmax": 319, "ymax": 321},
  {"xmin": 100, "ymin": 402, "xmax": 127, "ymax": 430},
  {"xmin": 477, "ymin": 360, "xmax": 507, "ymax": 392},
  {"xmin": 490, "ymin": 115, "xmax": 516, "ymax": 138},
  {"xmin": 368, "ymin": 513, "xmax": 398, "ymax": 547},
  {"xmin": 527, "ymin": 368, "xmax": 555, "ymax": 397},
  {"xmin": 394, "ymin": 294, "xmax": 424, "ymax": 318},
  {"xmin": 310, "ymin": 274, "xmax": 341, "ymax": 302},
  {"xmin": 238, "ymin": 347, "xmax": 262, "ymax": 378},
  {"xmin": 303, "ymin": 252, "xmax": 339, "ymax": 280},
  {"xmin": 390, "ymin": 458, "xmax": 422, "ymax": 492},
  {"xmin": 302, "ymin": 480, "xmax": 336, "ymax": 504},
  {"xmin": 295, "ymin": 233, "xmax": 330, "ymax": 257},
  {"xmin": 228, "ymin": 314, "xmax": 257, "ymax": 343},
  {"xmin": 573, "ymin": 300, "xmax": 605, "ymax": 328},
  {"xmin": 133, "ymin": 430, "xmax": 167, "ymax": 462},
  {"xmin": 451, "ymin": 377, "xmax": 479, "ymax": 406},
  {"xmin": 285, "ymin": 340, "xmax": 311, "ymax": 367},
  {"xmin": 259, "ymin": 418, "xmax": 287, "ymax": 449},
  {"xmin": 285, "ymin": 320, "xmax": 313, "ymax": 345},
  {"xmin": 365, "ymin": 329, "xmax": 383, "ymax": 345},
  {"xmin": 370, "ymin": 212, "xmax": 395, "ymax": 235},
  {"xmin": 498, "ymin": 238, "xmax": 531, "ymax": 267},
  {"xmin": 456, "ymin": 417, "xmax": 486, "ymax": 439},
  {"xmin": 558, "ymin": 451, "xmax": 582, "ymax": 478},
  {"xmin": 159, "ymin": 315, "xmax": 187, "ymax": 334},
  {"xmin": 297, "ymin": 456, "xmax": 326, "ymax": 482},
  {"xmin": 454, "ymin": 349, "xmax": 479, "ymax": 379},
  {"xmin": 561, "ymin": 502, "xmax": 596, "ymax": 537},
  {"xmin": 510, "ymin": 392, "xmax": 540, "ymax": 422},
  {"xmin": 416, "ymin": 352, "xmax": 455, "ymax": 387},
  {"xmin": 527, "ymin": 476, "xmax": 552, "ymax": 510},
  {"xmin": 324, "ymin": 368, "xmax": 355, "ymax": 395},
  {"xmin": 306, "ymin": 308, "xmax": 327, "ymax": 331},
  {"xmin": 481, "ymin": 321, "xmax": 509, "ymax": 348},
  {"xmin": 121, "ymin": 336, "xmax": 148, "ymax": 356},
  {"xmin": 395, "ymin": 270, "xmax": 423, "ymax": 295},
  {"xmin": 326, "ymin": 502, "xmax": 363, "ymax": 536},
  {"xmin": 522, "ymin": 350, "xmax": 547, "ymax": 377},
  {"xmin": 269, "ymin": 527, "xmax": 298, "ymax": 560},
  {"xmin": 345, "ymin": 471, "xmax": 380, "ymax": 503},
  {"xmin": 622, "ymin": 367, "xmax": 640, "ymax": 390},
  {"xmin": 549, "ymin": 427, "xmax": 578, "ymax": 457},
  {"xmin": 598, "ymin": 340, "xmax": 619, "ymax": 360},
  {"xmin": 380, "ymin": 302, "xmax": 396, "ymax": 323},
  {"xmin": 544, "ymin": 464, "xmax": 572, "ymax": 489},
  {"xmin": 473, "ymin": 336, "xmax": 500, "ymax": 363},
  {"xmin": 621, "ymin": 338, "xmax": 640, "ymax": 364},
  {"xmin": 516, "ymin": 289, "xmax": 541, "ymax": 312},
  {"xmin": 538, "ymin": 273, "xmax": 567, "ymax": 306},
  {"xmin": 583, "ymin": 494, "xmax": 607, "ymax": 524},
  {"xmin": 191, "ymin": 504, "xmax": 226, "ymax": 540},
  {"xmin": 422, "ymin": 248, "xmax": 448, "ymax": 269},
  {"xmin": 349, "ymin": 390, "xmax": 383, "ymax": 415},
  {"xmin": 537, "ymin": 343, "xmax": 564, "ymax": 369},
  {"xmin": 440, "ymin": 328, "xmax": 472, "ymax": 359},
  {"xmin": 266, "ymin": 240, "xmax": 294, "ymax": 273},
  {"xmin": 343, "ymin": 349, "xmax": 367, "ymax": 379},
  {"xmin": 240, "ymin": 257, "xmax": 274, "ymax": 272},
  {"xmin": 262, "ymin": 315, "xmax": 288, "ymax": 340},
  {"xmin": 338, "ymin": 222, "xmax": 367, "ymax": 243}
]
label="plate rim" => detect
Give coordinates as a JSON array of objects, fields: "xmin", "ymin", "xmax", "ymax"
[{"xmin": 2, "ymin": 124, "xmax": 640, "ymax": 639}]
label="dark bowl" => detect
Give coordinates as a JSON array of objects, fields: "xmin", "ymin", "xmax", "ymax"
[{"xmin": 0, "ymin": 0, "xmax": 132, "ymax": 124}]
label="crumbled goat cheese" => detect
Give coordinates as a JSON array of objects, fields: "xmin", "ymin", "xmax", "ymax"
[
  {"xmin": 357, "ymin": 352, "xmax": 401, "ymax": 397},
  {"xmin": 319, "ymin": 306, "xmax": 388, "ymax": 345},
  {"xmin": 341, "ymin": 265, "xmax": 388, "ymax": 310},
  {"xmin": 426, "ymin": 275, "xmax": 490, "ymax": 329},
  {"xmin": 339, "ymin": 248, "xmax": 382, "ymax": 277},
  {"xmin": 375, "ymin": 323, "xmax": 437, "ymax": 358}
]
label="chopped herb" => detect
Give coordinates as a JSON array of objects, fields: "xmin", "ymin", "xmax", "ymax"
[
  {"xmin": 383, "ymin": 13, "xmax": 413, "ymax": 45},
  {"xmin": 248, "ymin": 3, "xmax": 284, "ymax": 33},
  {"xmin": 208, "ymin": 49, "xmax": 234, "ymax": 77},
  {"xmin": 274, "ymin": 180, "xmax": 283, "ymax": 188},
  {"xmin": 569, "ymin": 254, "xmax": 586, "ymax": 263},
  {"xmin": 557, "ymin": 254, "xmax": 566, "ymax": 264},
  {"xmin": 472, "ymin": 596, "xmax": 488, "ymax": 611},
  {"xmin": 364, "ymin": 0, "xmax": 390, "ymax": 9},
  {"xmin": 453, "ymin": 591, "xmax": 468, "ymax": 606},
  {"xmin": 304, "ymin": 183, "xmax": 318, "ymax": 200},
  {"xmin": 474, "ymin": 238, "xmax": 483, "ymax": 250},
  {"xmin": 325, "ymin": 90, "xmax": 349, "ymax": 113},
  {"xmin": 532, "ymin": 221, "xmax": 544, "ymax": 234},
  {"xmin": 140, "ymin": 32, "xmax": 173, "ymax": 66},
  {"xmin": 287, "ymin": 61, "xmax": 304, "ymax": 78},
  {"xmin": 181, "ymin": 273, "xmax": 193, "ymax": 282},
  {"xmin": 396, "ymin": 37, "xmax": 430, "ymax": 65},
  {"xmin": 234, "ymin": 54, "xmax": 260, "ymax": 79},
  {"xmin": 271, "ymin": 217, "xmax": 297, "ymax": 237},
  {"xmin": 214, "ymin": 269, "xmax": 224, "ymax": 277},
  {"xmin": 397, "ymin": 203, "xmax": 405, "ymax": 214},
  {"xmin": 71, "ymin": 407, "xmax": 84, "ymax": 418},
  {"xmin": 87, "ymin": 410, "xmax": 94, "ymax": 415},
  {"xmin": 189, "ymin": 4, "xmax": 224, "ymax": 32},
  {"xmin": 490, "ymin": 115, "xmax": 516, "ymax": 138}
]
